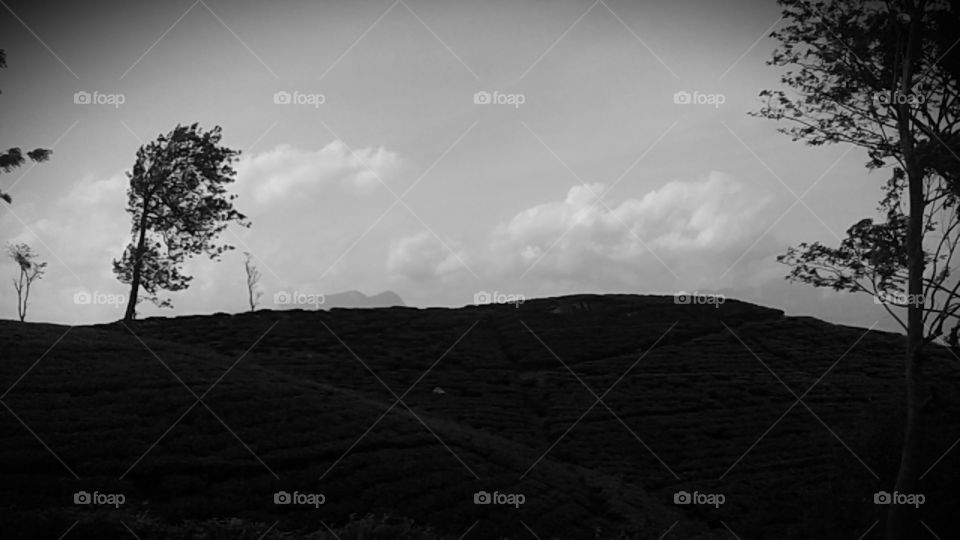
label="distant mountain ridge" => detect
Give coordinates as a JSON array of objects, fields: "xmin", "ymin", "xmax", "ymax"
[
  {"xmin": 274, "ymin": 289, "xmax": 405, "ymax": 310},
  {"xmin": 320, "ymin": 289, "xmax": 405, "ymax": 309}
]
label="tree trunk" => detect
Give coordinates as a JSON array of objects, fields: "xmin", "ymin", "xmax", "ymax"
[
  {"xmin": 20, "ymin": 274, "xmax": 29, "ymax": 323},
  {"xmin": 885, "ymin": 170, "xmax": 927, "ymax": 540},
  {"xmin": 123, "ymin": 202, "xmax": 151, "ymax": 322},
  {"xmin": 16, "ymin": 270, "xmax": 25, "ymax": 322},
  {"xmin": 886, "ymin": 5, "xmax": 926, "ymax": 538},
  {"xmin": 887, "ymin": 345, "xmax": 925, "ymax": 539}
]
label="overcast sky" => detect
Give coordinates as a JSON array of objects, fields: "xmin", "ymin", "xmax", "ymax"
[{"xmin": 0, "ymin": 0, "xmax": 900, "ymax": 331}]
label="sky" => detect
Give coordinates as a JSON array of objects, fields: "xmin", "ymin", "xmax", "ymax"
[{"xmin": 0, "ymin": 0, "xmax": 904, "ymax": 331}]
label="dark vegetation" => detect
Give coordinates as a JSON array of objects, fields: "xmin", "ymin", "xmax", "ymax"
[{"xmin": 1, "ymin": 294, "xmax": 958, "ymax": 538}]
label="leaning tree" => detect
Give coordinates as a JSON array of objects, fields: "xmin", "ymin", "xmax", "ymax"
[
  {"xmin": 113, "ymin": 123, "xmax": 249, "ymax": 321},
  {"xmin": 755, "ymin": 1, "xmax": 960, "ymax": 537}
]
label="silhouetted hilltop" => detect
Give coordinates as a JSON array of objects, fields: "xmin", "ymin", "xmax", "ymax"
[
  {"xmin": 322, "ymin": 289, "xmax": 405, "ymax": 309},
  {"xmin": 1, "ymin": 294, "xmax": 958, "ymax": 539}
]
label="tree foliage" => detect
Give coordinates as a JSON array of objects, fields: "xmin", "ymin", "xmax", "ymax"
[
  {"xmin": 760, "ymin": 0, "xmax": 960, "ymax": 339},
  {"xmin": 0, "ymin": 49, "xmax": 52, "ymax": 204}
]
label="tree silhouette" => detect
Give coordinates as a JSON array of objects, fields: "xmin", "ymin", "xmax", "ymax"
[
  {"xmin": 7, "ymin": 242, "xmax": 46, "ymax": 322},
  {"xmin": 756, "ymin": 1, "xmax": 960, "ymax": 538},
  {"xmin": 243, "ymin": 252, "xmax": 262, "ymax": 312},
  {"xmin": 0, "ymin": 49, "xmax": 52, "ymax": 204},
  {"xmin": 113, "ymin": 123, "xmax": 249, "ymax": 321}
]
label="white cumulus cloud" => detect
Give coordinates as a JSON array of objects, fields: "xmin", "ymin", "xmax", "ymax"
[
  {"xmin": 387, "ymin": 171, "xmax": 777, "ymax": 298},
  {"xmin": 235, "ymin": 141, "xmax": 402, "ymax": 205},
  {"xmin": 387, "ymin": 231, "xmax": 467, "ymax": 281}
]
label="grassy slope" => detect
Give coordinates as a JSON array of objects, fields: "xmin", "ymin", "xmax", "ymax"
[{"xmin": 1, "ymin": 294, "xmax": 959, "ymax": 538}]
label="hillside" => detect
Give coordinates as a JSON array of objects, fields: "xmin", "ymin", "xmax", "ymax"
[{"xmin": 1, "ymin": 294, "xmax": 959, "ymax": 539}]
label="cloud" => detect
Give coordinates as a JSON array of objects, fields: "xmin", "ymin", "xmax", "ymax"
[
  {"xmin": 499, "ymin": 172, "xmax": 766, "ymax": 252},
  {"xmin": 235, "ymin": 141, "xmax": 402, "ymax": 205},
  {"xmin": 387, "ymin": 171, "xmax": 777, "ymax": 297},
  {"xmin": 489, "ymin": 172, "xmax": 773, "ymax": 285},
  {"xmin": 387, "ymin": 231, "xmax": 467, "ymax": 281}
]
